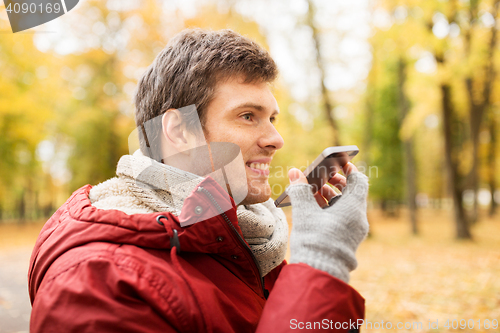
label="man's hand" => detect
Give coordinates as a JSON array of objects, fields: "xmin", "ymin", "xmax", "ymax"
[
  {"xmin": 286, "ymin": 163, "xmax": 369, "ymax": 283},
  {"xmin": 288, "ymin": 162, "xmax": 358, "ymax": 208}
]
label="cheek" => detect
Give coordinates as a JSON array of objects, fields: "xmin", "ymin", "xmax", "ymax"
[
  {"xmin": 206, "ymin": 121, "xmax": 237, "ymax": 141},
  {"xmin": 212, "ymin": 127, "xmax": 255, "ymax": 152}
]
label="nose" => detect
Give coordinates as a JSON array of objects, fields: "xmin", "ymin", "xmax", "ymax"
[{"xmin": 258, "ymin": 122, "xmax": 284, "ymax": 151}]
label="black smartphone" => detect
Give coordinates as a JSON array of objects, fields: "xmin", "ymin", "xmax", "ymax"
[{"xmin": 274, "ymin": 145, "xmax": 359, "ymax": 207}]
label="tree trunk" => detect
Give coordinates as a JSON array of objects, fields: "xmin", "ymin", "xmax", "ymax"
[
  {"xmin": 430, "ymin": 3, "xmax": 472, "ymax": 239},
  {"xmin": 18, "ymin": 190, "xmax": 26, "ymax": 224},
  {"xmin": 464, "ymin": 0, "xmax": 499, "ymax": 223},
  {"xmin": 489, "ymin": 110, "xmax": 498, "ymax": 216},
  {"xmin": 405, "ymin": 140, "xmax": 418, "ymax": 234},
  {"xmin": 306, "ymin": 0, "xmax": 341, "ymax": 146},
  {"xmin": 468, "ymin": 100, "xmax": 481, "ymax": 224},
  {"xmin": 397, "ymin": 58, "xmax": 418, "ymax": 235},
  {"xmin": 441, "ymin": 84, "xmax": 472, "ymax": 239}
]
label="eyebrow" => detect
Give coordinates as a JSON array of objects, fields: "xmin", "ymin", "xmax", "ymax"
[{"xmin": 232, "ymin": 102, "xmax": 280, "ymax": 115}]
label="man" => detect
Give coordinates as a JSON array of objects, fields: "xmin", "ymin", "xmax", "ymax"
[{"xmin": 28, "ymin": 29, "xmax": 369, "ymax": 332}]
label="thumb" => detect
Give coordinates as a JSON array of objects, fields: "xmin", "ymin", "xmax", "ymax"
[
  {"xmin": 287, "ymin": 168, "xmax": 317, "ymax": 209},
  {"xmin": 288, "ymin": 168, "xmax": 308, "ymax": 185}
]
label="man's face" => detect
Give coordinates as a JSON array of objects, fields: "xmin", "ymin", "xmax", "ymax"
[{"xmin": 203, "ymin": 76, "xmax": 284, "ymax": 205}]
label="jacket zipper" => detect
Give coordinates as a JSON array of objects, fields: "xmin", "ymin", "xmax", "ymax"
[{"xmin": 197, "ymin": 186, "xmax": 268, "ymax": 299}]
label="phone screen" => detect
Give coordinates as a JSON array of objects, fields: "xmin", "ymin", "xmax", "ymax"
[{"xmin": 274, "ymin": 145, "xmax": 359, "ymax": 207}]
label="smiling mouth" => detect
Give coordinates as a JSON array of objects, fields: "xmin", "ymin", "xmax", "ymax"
[{"xmin": 246, "ymin": 162, "xmax": 270, "ymax": 176}]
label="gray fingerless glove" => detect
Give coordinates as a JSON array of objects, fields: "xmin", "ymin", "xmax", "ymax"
[{"xmin": 288, "ymin": 172, "xmax": 369, "ymax": 283}]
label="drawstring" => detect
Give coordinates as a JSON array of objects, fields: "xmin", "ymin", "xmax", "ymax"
[
  {"xmin": 156, "ymin": 215, "xmax": 181, "ymax": 254},
  {"xmin": 170, "ymin": 229, "xmax": 180, "ymax": 254}
]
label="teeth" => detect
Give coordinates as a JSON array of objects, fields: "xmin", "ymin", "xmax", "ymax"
[{"xmin": 248, "ymin": 163, "xmax": 269, "ymax": 170}]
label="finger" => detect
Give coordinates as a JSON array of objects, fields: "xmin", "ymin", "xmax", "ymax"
[
  {"xmin": 319, "ymin": 184, "xmax": 337, "ymax": 202},
  {"xmin": 342, "ymin": 162, "xmax": 358, "ymax": 177},
  {"xmin": 288, "ymin": 168, "xmax": 308, "ymax": 185},
  {"xmin": 313, "ymin": 191, "xmax": 328, "ymax": 208},
  {"xmin": 328, "ymin": 173, "xmax": 347, "ymax": 192}
]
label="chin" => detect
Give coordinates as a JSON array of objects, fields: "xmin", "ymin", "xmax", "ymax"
[{"xmin": 240, "ymin": 182, "xmax": 271, "ymax": 205}]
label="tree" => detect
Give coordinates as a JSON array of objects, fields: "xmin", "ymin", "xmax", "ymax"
[
  {"xmin": 463, "ymin": 0, "xmax": 499, "ymax": 223},
  {"xmin": 430, "ymin": 0, "xmax": 499, "ymax": 238},
  {"xmin": 305, "ymin": 0, "xmax": 341, "ymax": 146},
  {"xmin": 488, "ymin": 108, "xmax": 498, "ymax": 216},
  {"xmin": 397, "ymin": 57, "xmax": 419, "ymax": 234},
  {"xmin": 368, "ymin": 0, "xmax": 500, "ymax": 239},
  {"xmin": 366, "ymin": 58, "xmax": 405, "ymax": 213}
]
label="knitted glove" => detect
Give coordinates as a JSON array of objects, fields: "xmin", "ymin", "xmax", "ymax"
[{"xmin": 288, "ymin": 172, "xmax": 369, "ymax": 283}]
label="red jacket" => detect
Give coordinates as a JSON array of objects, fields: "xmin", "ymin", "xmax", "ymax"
[{"xmin": 28, "ymin": 177, "xmax": 364, "ymax": 332}]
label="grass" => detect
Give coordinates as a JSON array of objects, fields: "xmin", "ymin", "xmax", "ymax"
[{"xmin": 1, "ymin": 209, "xmax": 499, "ymax": 332}]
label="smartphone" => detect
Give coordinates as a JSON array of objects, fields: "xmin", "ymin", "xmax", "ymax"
[{"xmin": 274, "ymin": 145, "xmax": 359, "ymax": 207}]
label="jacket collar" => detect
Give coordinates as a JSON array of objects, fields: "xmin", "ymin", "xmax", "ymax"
[
  {"xmin": 69, "ymin": 177, "xmax": 245, "ymax": 254},
  {"xmin": 29, "ymin": 177, "xmax": 265, "ymax": 302},
  {"xmin": 116, "ymin": 150, "xmax": 204, "ymax": 216}
]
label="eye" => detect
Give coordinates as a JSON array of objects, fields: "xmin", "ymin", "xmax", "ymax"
[
  {"xmin": 241, "ymin": 113, "xmax": 253, "ymax": 121},
  {"xmin": 270, "ymin": 116, "xmax": 278, "ymax": 125}
]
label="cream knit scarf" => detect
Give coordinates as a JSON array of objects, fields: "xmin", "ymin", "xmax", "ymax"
[{"xmin": 89, "ymin": 150, "xmax": 288, "ymax": 277}]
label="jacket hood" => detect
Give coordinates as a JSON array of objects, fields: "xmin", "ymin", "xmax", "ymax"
[{"xmin": 28, "ymin": 176, "xmax": 245, "ymax": 303}]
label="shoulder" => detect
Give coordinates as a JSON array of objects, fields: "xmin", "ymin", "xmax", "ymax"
[
  {"xmin": 89, "ymin": 177, "xmax": 154, "ymax": 215},
  {"xmin": 36, "ymin": 242, "xmax": 200, "ymax": 329},
  {"xmin": 43, "ymin": 242, "xmax": 185, "ymax": 296},
  {"xmin": 32, "ymin": 242, "xmax": 201, "ymax": 332}
]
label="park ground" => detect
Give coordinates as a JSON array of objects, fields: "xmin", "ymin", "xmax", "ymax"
[
  {"xmin": 1, "ymin": 208, "xmax": 499, "ymax": 333},
  {"xmin": 350, "ymin": 209, "xmax": 499, "ymax": 333}
]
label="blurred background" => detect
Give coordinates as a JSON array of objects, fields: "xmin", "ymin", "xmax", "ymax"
[{"xmin": 0, "ymin": 0, "xmax": 499, "ymax": 332}]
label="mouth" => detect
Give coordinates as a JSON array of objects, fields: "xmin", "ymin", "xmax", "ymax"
[{"xmin": 245, "ymin": 159, "xmax": 271, "ymax": 176}]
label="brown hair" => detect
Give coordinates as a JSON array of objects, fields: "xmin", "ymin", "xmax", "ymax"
[{"xmin": 134, "ymin": 29, "xmax": 278, "ymax": 160}]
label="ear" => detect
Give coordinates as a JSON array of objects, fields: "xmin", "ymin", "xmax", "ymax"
[{"xmin": 161, "ymin": 109, "xmax": 199, "ymax": 154}]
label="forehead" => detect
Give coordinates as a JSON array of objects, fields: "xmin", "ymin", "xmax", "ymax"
[{"xmin": 209, "ymin": 76, "xmax": 279, "ymax": 114}]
